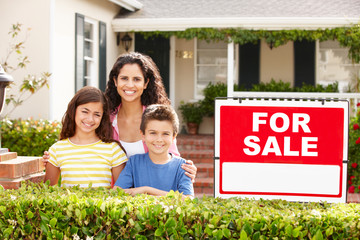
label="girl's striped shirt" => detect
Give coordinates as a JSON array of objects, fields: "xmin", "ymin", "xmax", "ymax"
[{"xmin": 48, "ymin": 138, "xmax": 127, "ymax": 188}]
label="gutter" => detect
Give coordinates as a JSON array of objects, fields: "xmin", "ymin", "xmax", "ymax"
[{"xmin": 112, "ymin": 17, "xmax": 360, "ymax": 32}]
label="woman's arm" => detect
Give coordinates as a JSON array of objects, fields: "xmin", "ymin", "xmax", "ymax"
[
  {"xmin": 44, "ymin": 163, "xmax": 60, "ymax": 186},
  {"xmin": 170, "ymin": 138, "xmax": 198, "ymax": 183}
]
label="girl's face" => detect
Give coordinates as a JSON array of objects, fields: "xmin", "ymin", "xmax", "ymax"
[
  {"xmin": 75, "ymin": 102, "xmax": 103, "ymax": 135},
  {"xmin": 114, "ymin": 63, "xmax": 148, "ymax": 103}
]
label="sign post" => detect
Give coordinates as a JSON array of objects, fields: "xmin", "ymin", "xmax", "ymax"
[{"xmin": 214, "ymin": 98, "xmax": 349, "ymax": 203}]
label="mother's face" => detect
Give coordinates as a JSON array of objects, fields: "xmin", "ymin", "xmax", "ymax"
[{"xmin": 114, "ymin": 63, "xmax": 149, "ymax": 103}]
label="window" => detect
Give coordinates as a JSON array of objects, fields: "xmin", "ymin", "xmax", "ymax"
[
  {"xmin": 75, "ymin": 13, "xmax": 106, "ymax": 92},
  {"xmin": 317, "ymin": 40, "xmax": 360, "ymax": 92},
  {"xmin": 84, "ymin": 19, "xmax": 98, "ymax": 87},
  {"xmin": 195, "ymin": 39, "xmax": 234, "ymax": 99}
]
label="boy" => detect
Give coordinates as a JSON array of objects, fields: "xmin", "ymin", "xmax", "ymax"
[{"xmin": 113, "ymin": 104, "xmax": 194, "ymax": 198}]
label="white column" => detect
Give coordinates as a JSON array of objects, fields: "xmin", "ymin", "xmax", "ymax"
[
  {"xmin": 227, "ymin": 40, "xmax": 234, "ymax": 97},
  {"xmin": 169, "ymin": 36, "xmax": 176, "ymax": 106}
]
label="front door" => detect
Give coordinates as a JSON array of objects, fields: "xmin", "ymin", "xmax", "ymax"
[{"xmin": 135, "ymin": 34, "xmax": 170, "ymax": 97}]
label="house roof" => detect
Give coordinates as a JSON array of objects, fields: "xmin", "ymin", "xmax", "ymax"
[{"xmin": 112, "ymin": 0, "xmax": 360, "ymax": 31}]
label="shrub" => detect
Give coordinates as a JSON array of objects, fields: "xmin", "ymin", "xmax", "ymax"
[
  {"xmin": 348, "ymin": 105, "xmax": 360, "ymax": 193},
  {"xmin": 178, "ymin": 101, "xmax": 204, "ymax": 125},
  {"xmin": 0, "ymin": 182, "xmax": 359, "ymax": 239},
  {"xmin": 200, "ymin": 80, "xmax": 339, "ymax": 117},
  {"xmin": 0, "ymin": 118, "xmax": 61, "ymax": 156}
]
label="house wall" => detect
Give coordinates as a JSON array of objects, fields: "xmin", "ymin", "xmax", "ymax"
[
  {"xmin": 0, "ymin": 0, "xmax": 51, "ymax": 119},
  {"xmin": 173, "ymin": 38, "xmax": 197, "ymax": 133},
  {"xmin": 260, "ymin": 40, "xmax": 294, "ymax": 86},
  {"xmin": 0, "ymin": 0, "xmax": 121, "ymax": 121},
  {"xmin": 50, "ymin": 0, "xmax": 121, "ymax": 121}
]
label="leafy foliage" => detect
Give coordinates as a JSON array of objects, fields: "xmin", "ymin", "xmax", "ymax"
[
  {"xmin": 200, "ymin": 82, "xmax": 227, "ymax": 117},
  {"xmin": 140, "ymin": 25, "xmax": 360, "ymax": 63},
  {"xmin": 0, "ymin": 182, "xmax": 359, "ymax": 239},
  {"xmin": 178, "ymin": 101, "xmax": 204, "ymax": 125},
  {"xmin": 199, "ymin": 80, "xmax": 339, "ymax": 117},
  {"xmin": 348, "ymin": 106, "xmax": 360, "ymax": 193},
  {"xmin": 0, "ymin": 118, "xmax": 61, "ymax": 156},
  {"xmin": 1, "ymin": 23, "xmax": 51, "ymax": 117}
]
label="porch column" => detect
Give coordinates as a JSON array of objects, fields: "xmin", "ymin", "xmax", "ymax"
[
  {"xmin": 227, "ymin": 40, "xmax": 234, "ymax": 97},
  {"xmin": 169, "ymin": 36, "xmax": 176, "ymax": 106}
]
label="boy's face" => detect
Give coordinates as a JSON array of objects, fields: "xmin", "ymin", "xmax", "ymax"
[{"xmin": 141, "ymin": 120, "xmax": 176, "ymax": 157}]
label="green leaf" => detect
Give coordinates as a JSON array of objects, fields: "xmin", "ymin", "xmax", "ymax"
[
  {"xmin": 75, "ymin": 208, "xmax": 81, "ymax": 218},
  {"xmin": 70, "ymin": 226, "xmax": 79, "ymax": 234},
  {"xmin": 325, "ymin": 227, "xmax": 333, "ymax": 237},
  {"xmin": 155, "ymin": 226, "xmax": 164, "ymax": 236},
  {"xmin": 27, "ymin": 211, "xmax": 34, "ymax": 219},
  {"xmin": 49, "ymin": 218, "xmax": 57, "ymax": 228},
  {"xmin": 40, "ymin": 221, "xmax": 49, "ymax": 235},
  {"xmin": 0, "ymin": 206, "xmax": 6, "ymax": 213},
  {"xmin": 285, "ymin": 225, "xmax": 293, "ymax": 236},
  {"xmin": 176, "ymin": 206, "xmax": 182, "ymax": 215},
  {"xmin": 24, "ymin": 224, "xmax": 32, "ymax": 234},
  {"xmin": 165, "ymin": 218, "xmax": 176, "ymax": 228},
  {"xmin": 222, "ymin": 228, "xmax": 231, "ymax": 238},
  {"xmin": 240, "ymin": 229, "xmax": 248, "ymax": 240},
  {"xmin": 313, "ymin": 229, "xmax": 324, "ymax": 240}
]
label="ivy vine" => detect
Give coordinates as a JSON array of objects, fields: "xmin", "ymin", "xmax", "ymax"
[{"xmin": 139, "ymin": 25, "xmax": 360, "ymax": 63}]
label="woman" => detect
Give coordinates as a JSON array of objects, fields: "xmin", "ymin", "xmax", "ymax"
[{"xmin": 105, "ymin": 52, "xmax": 197, "ymax": 181}]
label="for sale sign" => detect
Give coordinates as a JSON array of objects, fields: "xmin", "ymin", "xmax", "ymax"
[{"xmin": 214, "ymin": 98, "xmax": 348, "ymax": 203}]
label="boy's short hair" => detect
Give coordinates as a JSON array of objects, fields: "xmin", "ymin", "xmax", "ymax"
[{"xmin": 140, "ymin": 104, "xmax": 179, "ymax": 135}]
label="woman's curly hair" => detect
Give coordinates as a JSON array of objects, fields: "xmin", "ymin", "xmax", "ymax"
[{"xmin": 105, "ymin": 52, "xmax": 170, "ymax": 114}]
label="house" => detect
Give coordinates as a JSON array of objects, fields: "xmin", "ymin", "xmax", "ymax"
[{"xmin": 1, "ymin": 0, "xmax": 360, "ymax": 134}]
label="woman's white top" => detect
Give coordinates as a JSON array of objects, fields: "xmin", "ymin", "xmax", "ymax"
[{"xmin": 120, "ymin": 140, "xmax": 146, "ymax": 157}]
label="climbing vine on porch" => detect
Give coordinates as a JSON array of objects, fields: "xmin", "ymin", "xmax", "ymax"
[{"xmin": 139, "ymin": 25, "xmax": 360, "ymax": 63}]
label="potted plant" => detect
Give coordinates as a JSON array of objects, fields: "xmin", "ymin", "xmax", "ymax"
[{"xmin": 178, "ymin": 101, "xmax": 204, "ymax": 135}]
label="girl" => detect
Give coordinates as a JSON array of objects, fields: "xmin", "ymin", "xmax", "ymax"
[
  {"xmin": 105, "ymin": 52, "xmax": 197, "ymax": 181},
  {"xmin": 44, "ymin": 86, "xmax": 127, "ymax": 187}
]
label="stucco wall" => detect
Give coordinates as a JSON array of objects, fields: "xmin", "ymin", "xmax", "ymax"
[
  {"xmin": 0, "ymin": 0, "xmax": 51, "ymax": 119},
  {"xmin": 174, "ymin": 38, "xmax": 195, "ymax": 133},
  {"xmin": 51, "ymin": 0, "xmax": 121, "ymax": 121},
  {"xmin": 260, "ymin": 40, "xmax": 294, "ymax": 86},
  {"xmin": 0, "ymin": 0, "xmax": 121, "ymax": 120}
]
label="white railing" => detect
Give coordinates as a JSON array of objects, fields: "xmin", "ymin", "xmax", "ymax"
[{"xmin": 227, "ymin": 91, "xmax": 360, "ymax": 117}]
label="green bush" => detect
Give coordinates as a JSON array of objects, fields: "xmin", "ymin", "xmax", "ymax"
[
  {"xmin": 200, "ymin": 80, "xmax": 339, "ymax": 117},
  {"xmin": 0, "ymin": 118, "xmax": 61, "ymax": 156},
  {"xmin": 0, "ymin": 182, "xmax": 359, "ymax": 239},
  {"xmin": 178, "ymin": 101, "xmax": 204, "ymax": 125},
  {"xmin": 200, "ymin": 82, "xmax": 227, "ymax": 117},
  {"xmin": 348, "ymin": 106, "xmax": 360, "ymax": 193}
]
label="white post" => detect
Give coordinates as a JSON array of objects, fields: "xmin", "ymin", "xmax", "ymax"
[
  {"xmin": 169, "ymin": 36, "xmax": 176, "ymax": 106},
  {"xmin": 227, "ymin": 40, "xmax": 234, "ymax": 97}
]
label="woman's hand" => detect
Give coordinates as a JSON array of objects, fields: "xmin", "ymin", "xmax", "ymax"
[
  {"xmin": 42, "ymin": 151, "xmax": 50, "ymax": 167},
  {"xmin": 182, "ymin": 160, "xmax": 197, "ymax": 183}
]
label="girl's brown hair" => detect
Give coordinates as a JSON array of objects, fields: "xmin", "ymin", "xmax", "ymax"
[
  {"xmin": 60, "ymin": 86, "xmax": 117, "ymax": 145},
  {"xmin": 105, "ymin": 52, "xmax": 170, "ymax": 114}
]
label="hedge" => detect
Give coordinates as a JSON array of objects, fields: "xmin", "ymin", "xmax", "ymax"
[
  {"xmin": 0, "ymin": 118, "xmax": 61, "ymax": 156},
  {"xmin": 0, "ymin": 182, "xmax": 359, "ymax": 239}
]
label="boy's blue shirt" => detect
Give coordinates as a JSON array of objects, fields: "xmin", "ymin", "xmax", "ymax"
[{"xmin": 114, "ymin": 152, "xmax": 194, "ymax": 196}]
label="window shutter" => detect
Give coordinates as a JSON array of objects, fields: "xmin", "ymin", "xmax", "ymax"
[
  {"xmin": 294, "ymin": 40, "xmax": 315, "ymax": 87},
  {"xmin": 75, "ymin": 13, "xmax": 85, "ymax": 92},
  {"xmin": 99, "ymin": 21, "xmax": 106, "ymax": 92},
  {"xmin": 239, "ymin": 41, "xmax": 260, "ymax": 90}
]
